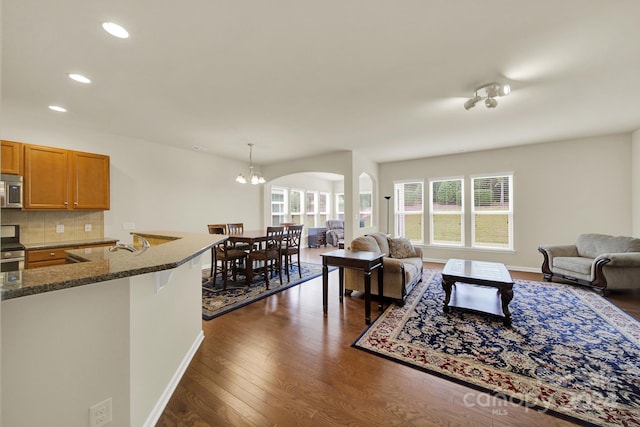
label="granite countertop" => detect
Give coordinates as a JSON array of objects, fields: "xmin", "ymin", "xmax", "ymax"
[
  {"xmin": 1, "ymin": 231, "xmax": 227, "ymax": 300},
  {"xmin": 24, "ymin": 237, "xmax": 119, "ymax": 250}
]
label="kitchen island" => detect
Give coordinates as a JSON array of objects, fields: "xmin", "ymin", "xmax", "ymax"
[
  {"xmin": 1, "ymin": 230, "xmax": 222, "ymax": 300},
  {"xmin": 1, "ymin": 231, "xmax": 226, "ymax": 427}
]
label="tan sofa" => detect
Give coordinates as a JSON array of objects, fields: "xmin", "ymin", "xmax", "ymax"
[
  {"xmin": 344, "ymin": 232, "xmax": 423, "ymax": 305},
  {"xmin": 538, "ymin": 233, "xmax": 640, "ymax": 293}
]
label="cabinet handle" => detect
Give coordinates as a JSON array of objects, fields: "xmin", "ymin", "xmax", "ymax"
[
  {"xmin": 64, "ymin": 201, "xmax": 68, "ymax": 205},
  {"xmin": 74, "ymin": 201, "xmax": 78, "ymax": 206},
  {"xmin": 50, "ymin": 252, "xmax": 55, "ymax": 257}
]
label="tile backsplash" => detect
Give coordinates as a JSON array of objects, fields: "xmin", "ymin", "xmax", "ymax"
[{"xmin": 1, "ymin": 210, "xmax": 104, "ymax": 244}]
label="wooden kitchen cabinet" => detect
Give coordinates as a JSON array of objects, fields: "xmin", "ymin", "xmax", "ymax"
[
  {"xmin": 23, "ymin": 144, "xmax": 110, "ymax": 210},
  {"xmin": 24, "ymin": 144, "xmax": 69, "ymax": 209},
  {"xmin": 1, "ymin": 140, "xmax": 23, "ymax": 175},
  {"xmin": 26, "ymin": 242, "xmax": 115, "ymax": 269},
  {"xmin": 72, "ymin": 151, "xmax": 110, "ymax": 209}
]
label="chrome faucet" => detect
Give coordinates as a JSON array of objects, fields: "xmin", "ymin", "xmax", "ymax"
[
  {"xmin": 109, "ymin": 243, "xmax": 137, "ymax": 253},
  {"xmin": 134, "ymin": 235, "xmax": 151, "ymax": 249}
]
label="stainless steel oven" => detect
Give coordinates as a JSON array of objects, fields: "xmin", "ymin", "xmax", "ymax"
[{"xmin": 1, "ymin": 225, "xmax": 25, "ymax": 272}]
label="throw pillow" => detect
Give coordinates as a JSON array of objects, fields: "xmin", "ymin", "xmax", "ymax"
[{"xmin": 388, "ymin": 237, "xmax": 417, "ymax": 259}]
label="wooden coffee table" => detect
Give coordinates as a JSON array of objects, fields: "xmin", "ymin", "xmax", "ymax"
[{"xmin": 441, "ymin": 259, "xmax": 514, "ymax": 326}]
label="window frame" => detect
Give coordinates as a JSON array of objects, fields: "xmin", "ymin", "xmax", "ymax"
[
  {"xmin": 305, "ymin": 190, "xmax": 318, "ymax": 227},
  {"xmin": 394, "ymin": 180, "xmax": 424, "ymax": 244},
  {"xmin": 270, "ymin": 187, "xmax": 288, "ymax": 226},
  {"xmin": 429, "ymin": 177, "xmax": 465, "ymax": 247},
  {"xmin": 359, "ymin": 191, "xmax": 373, "ymax": 228},
  {"xmin": 335, "ymin": 193, "xmax": 345, "ymax": 221},
  {"xmin": 318, "ymin": 192, "xmax": 330, "ymax": 226},
  {"xmin": 471, "ymin": 173, "xmax": 514, "ymax": 250},
  {"xmin": 289, "ymin": 188, "xmax": 304, "ymax": 225}
]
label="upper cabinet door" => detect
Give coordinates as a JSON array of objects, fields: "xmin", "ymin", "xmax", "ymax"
[
  {"xmin": 72, "ymin": 151, "xmax": 110, "ymax": 210},
  {"xmin": 23, "ymin": 144, "xmax": 70, "ymax": 209},
  {"xmin": 1, "ymin": 140, "xmax": 23, "ymax": 175}
]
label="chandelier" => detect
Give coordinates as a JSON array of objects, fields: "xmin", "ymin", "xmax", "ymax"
[
  {"xmin": 235, "ymin": 143, "xmax": 266, "ymax": 184},
  {"xmin": 464, "ymin": 82, "xmax": 510, "ymax": 110}
]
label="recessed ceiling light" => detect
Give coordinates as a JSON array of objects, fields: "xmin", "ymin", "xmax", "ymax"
[
  {"xmin": 68, "ymin": 73, "xmax": 91, "ymax": 84},
  {"xmin": 49, "ymin": 105, "xmax": 67, "ymax": 112},
  {"xmin": 102, "ymin": 22, "xmax": 129, "ymax": 39}
]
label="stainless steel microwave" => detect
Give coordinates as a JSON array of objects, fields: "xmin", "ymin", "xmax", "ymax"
[{"xmin": 0, "ymin": 174, "xmax": 23, "ymax": 208}]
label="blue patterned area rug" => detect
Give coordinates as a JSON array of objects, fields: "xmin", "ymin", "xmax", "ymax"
[
  {"xmin": 202, "ymin": 262, "xmax": 327, "ymax": 320},
  {"xmin": 353, "ymin": 270, "xmax": 640, "ymax": 426}
]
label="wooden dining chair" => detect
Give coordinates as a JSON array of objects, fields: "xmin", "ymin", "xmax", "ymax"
[
  {"xmin": 226, "ymin": 223, "xmax": 244, "ymax": 234},
  {"xmin": 208, "ymin": 224, "xmax": 246, "ymax": 290},
  {"xmin": 226, "ymin": 223, "xmax": 252, "ymax": 251},
  {"xmin": 246, "ymin": 226, "xmax": 284, "ymax": 289},
  {"xmin": 281, "ymin": 224, "xmax": 304, "ymax": 281}
]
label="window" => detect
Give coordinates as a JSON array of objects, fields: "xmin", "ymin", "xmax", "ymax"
[
  {"xmin": 394, "ymin": 181, "xmax": 423, "ymax": 243},
  {"xmin": 336, "ymin": 193, "xmax": 345, "ymax": 221},
  {"xmin": 359, "ymin": 191, "xmax": 372, "ymax": 227},
  {"xmin": 305, "ymin": 191, "xmax": 318, "ymax": 227},
  {"xmin": 290, "ymin": 189, "xmax": 304, "ymax": 225},
  {"xmin": 471, "ymin": 174, "xmax": 513, "ymax": 249},
  {"xmin": 271, "ymin": 187, "xmax": 287, "ymax": 226},
  {"xmin": 319, "ymin": 192, "xmax": 330, "ymax": 226},
  {"xmin": 430, "ymin": 178, "xmax": 464, "ymax": 246}
]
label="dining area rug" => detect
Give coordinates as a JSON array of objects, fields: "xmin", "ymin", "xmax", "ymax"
[
  {"xmin": 353, "ymin": 270, "xmax": 640, "ymax": 427},
  {"xmin": 202, "ymin": 262, "xmax": 326, "ymax": 320}
]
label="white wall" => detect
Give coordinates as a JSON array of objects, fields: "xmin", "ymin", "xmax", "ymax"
[
  {"xmin": 353, "ymin": 153, "xmax": 379, "ymax": 238},
  {"xmin": 2, "ymin": 279, "xmax": 132, "ymax": 427},
  {"xmin": 1, "ymin": 258, "xmax": 204, "ymax": 427},
  {"xmin": 264, "ymin": 151, "xmax": 358, "ymax": 242},
  {"xmin": 632, "ymin": 129, "xmax": 640, "ymax": 237},
  {"xmin": 380, "ymin": 133, "xmax": 633, "ymax": 270},
  {"xmin": 130, "ymin": 257, "xmax": 204, "ymax": 427},
  {"xmin": 0, "ymin": 110, "xmax": 263, "ymax": 243}
]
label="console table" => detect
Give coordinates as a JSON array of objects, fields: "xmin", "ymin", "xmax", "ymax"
[
  {"xmin": 320, "ymin": 249, "xmax": 384, "ymax": 324},
  {"xmin": 308, "ymin": 227, "xmax": 327, "ymax": 248}
]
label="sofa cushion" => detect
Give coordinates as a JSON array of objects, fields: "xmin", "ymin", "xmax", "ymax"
[
  {"xmin": 576, "ymin": 234, "xmax": 640, "ymax": 258},
  {"xmin": 351, "ymin": 236, "xmax": 381, "ymax": 252},
  {"xmin": 553, "ymin": 256, "xmax": 594, "ymax": 276},
  {"xmin": 388, "ymin": 237, "xmax": 417, "ymax": 259},
  {"xmin": 326, "ymin": 220, "xmax": 344, "ymax": 230},
  {"xmin": 368, "ymin": 232, "xmax": 390, "ymax": 255}
]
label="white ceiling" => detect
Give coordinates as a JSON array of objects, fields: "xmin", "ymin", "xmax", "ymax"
[{"xmin": 3, "ymin": 0, "xmax": 640, "ymax": 165}]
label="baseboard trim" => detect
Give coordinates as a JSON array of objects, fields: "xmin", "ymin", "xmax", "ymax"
[
  {"xmin": 142, "ymin": 329, "xmax": 205, "ymax": 427},
  {"xmin": 422, "ymin": 257, "xmax": 540, "ymax": 274}
]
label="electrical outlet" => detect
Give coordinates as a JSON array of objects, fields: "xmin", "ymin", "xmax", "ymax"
[
  {"xmin": 122, "ymin": 222, "xmax": 136, "ymax": 230},
  {"xmin": 85, "ymin": 223, "xmax": 92, "ymax": 232},
  {"xmin": 89, "ymin": 397, "xmax": 112, "ymax": 427},
  {"xmin": 55, "ymin": 224, "xmax": 64, "ymax": 233}
]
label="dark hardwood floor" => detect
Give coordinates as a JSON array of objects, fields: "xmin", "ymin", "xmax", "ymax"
[{"xmin": 157, "ymin": 247, "xmax": 640, "ymax": 426}]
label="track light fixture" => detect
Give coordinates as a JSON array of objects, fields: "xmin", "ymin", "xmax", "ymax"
[
  {"xmin": 464, "ymin": 82, "xmax": 510, "ymax": 110},
  {"xmin": 235, "ymin": 143, "xmax": 266, "ymax": 184}
]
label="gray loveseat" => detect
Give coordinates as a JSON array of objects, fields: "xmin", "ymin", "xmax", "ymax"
[
  {"xmin": 326, "ymin": 220, "xmax": 344, "ymax": 247},
  {"xmin": 538, "ymin": 233, "xmax": 640, "ymax": 293},
  {"xmin": 344, "ymin": 232, "xmax": 423, "ymax": 305}
]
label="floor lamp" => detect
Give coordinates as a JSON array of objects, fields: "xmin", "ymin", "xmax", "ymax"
[{"xmin": 384, "ymin": 196, "xmax": 391, "ymax": 235}]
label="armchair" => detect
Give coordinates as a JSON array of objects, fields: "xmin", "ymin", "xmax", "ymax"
[
  {"xmin": 538, "ymin": 233, "xmax": 640, "ymax": 293},
  {"xmin": 325, "ymin": 220, "xmax": 345, "ymax": 247}
]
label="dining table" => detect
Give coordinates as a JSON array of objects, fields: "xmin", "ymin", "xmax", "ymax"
[{"xmin": 226, "ymin": 228, "xmax": 286, "ymax": 285}]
